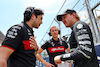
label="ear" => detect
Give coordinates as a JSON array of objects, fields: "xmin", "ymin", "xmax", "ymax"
[
  {"xmin": 72, "ymin": 13, "xmax": 76, "ymax": 16},
  {"xmin": 31, "ymin": 14, "xmax": 36, "ymax": 20}
]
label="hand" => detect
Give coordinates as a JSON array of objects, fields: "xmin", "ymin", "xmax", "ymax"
[
  {"xmin": 54, "ymin": 55, "xmax": 61, "ymax": 65},
  {"xmin": 44, "ymin": 62, "xmax": 55, "ymax": 67},
  {"xmin": 29, "ymin": 36, "xmax": 38, "ymax": 51}
]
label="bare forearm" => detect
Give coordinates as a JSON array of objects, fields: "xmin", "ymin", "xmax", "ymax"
[
  {"xmin": 69, "ymin": 62, "xmax": 72, "ymax": 67},
  {"xmin": 67, "ymin": 47, "xmax": 70, "ymax": 53},
  {"xmin": 36, "ymin": 53, "xmax": 46, "ymax": 65},
  {"xmin": 0, "ymin": 60, "xmax": 7, "ymax": 67},
  {"xmin": 36, "ymin": 53, "xmax": 55, "ymax": 67},
  {"xmin": 0, "ymin": 47, "xmax": 14, "ymax": 67}
]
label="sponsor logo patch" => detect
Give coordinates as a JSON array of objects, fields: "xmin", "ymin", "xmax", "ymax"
[
  {"xmin": 48, "ymin": 46, "xmax": 65, "ymax": 53},
  {"xmin": 77, "ymin": 24, "xmax": 83, "ymax": 29},
  {"xmin": 7, "ymin": 26, "xmax": 21, "ymax": 38}
]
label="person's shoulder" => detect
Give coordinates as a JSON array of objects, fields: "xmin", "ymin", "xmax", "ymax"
[
  {"xmin": 74, "ymin": 21, "xmax": 89, "ymax": 29},
  {"xmin": 10, "ymin": 22, "xmax": 24, "ymax": 30},
  {"xmin": 5, "ymin": 23, "xmax": 24, "ymax": 39},
  {"xmin": 12, "ymin": 22, "xmax": 24, "ymax": 28},
  {"xmin": 41, "ymin": 40, "xmax": 50, "ymax": 47},
  {"xmin": 6, "ymin": 22, "xmax": 24, "ymax": 35},
  {"xmin": 76, "ymin": 21, "xmax": 88, "ymax": 26},
  {"xmin": 43, "ymin": 38, "xmax": 53, "ymax": 45}
]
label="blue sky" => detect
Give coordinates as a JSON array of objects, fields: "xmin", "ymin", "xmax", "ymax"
[{"xmin": 0, "ymin": 0, "xmax": 100, "ymax": 46}]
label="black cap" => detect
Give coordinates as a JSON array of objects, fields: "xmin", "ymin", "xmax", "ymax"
[{"xmin": 57, "ymin": 9, "xmax": 76, "ymax": 21}]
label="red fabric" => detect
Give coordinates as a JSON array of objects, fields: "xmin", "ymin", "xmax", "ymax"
[
  {"xmin": 48, "ymin": 46, "xmax": 65, "ymax": 53},
  {"xmin": 22, "ymin": 40, "xmax": 34, "ymax": 50}
]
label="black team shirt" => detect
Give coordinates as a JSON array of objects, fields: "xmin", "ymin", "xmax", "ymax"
[
  {"xmin": 2, "ymin": 22, "xmax": 36, "ymax": 67},
  {"xmin": 68, "ymin": 21, "xmax": 99, "ymax": 67},
  {"xmin": 41, "ymin": 38, "xmax": 68, "ymax": 67}
]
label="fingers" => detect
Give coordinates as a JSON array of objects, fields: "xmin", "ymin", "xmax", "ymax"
[
  {"xmin": 51, "ymin": 64, "xmax": 55, "ymax": 67},
  {"xmin": 54, "ymin": 55, "xmax": 61, "ymax": 64},
  {"xmin": 29, "ymin": 36, "xmax": 38, "ymax": 50},
  {"xmin": 30, "ymin": 41, "xmax": 36, "ymax": 45},
  {"xmin": 30, "ymin": 43, "xmax": 36, "ymax": 48},
  {"xmin": 29, "ymin": 36, "xmax": 37, "ymax": 44},
  {"xmin": 49, "ymin": 65, "xmax": 55, "ymax": 67},
  {"xmin": 45, "ymin": 62, "xmax": 55, "ymax": 67},
  {"xmin": 29, "ymin": 36, "xmax": 36, "ymax": 42}
]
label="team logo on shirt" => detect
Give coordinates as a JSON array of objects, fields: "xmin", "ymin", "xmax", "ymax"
[
  {"xmin": 48, "ymin": 46, "xmax": 65, "ymax": 53},
  {"xmin": 27, "ymin": 29, "xmax": 32, "ymax": 35},
  {"xmin": 23, "ymin": 40, "xmax": 34, "ymax": 50},
  {"xmin": 7, "ymin": 26, "xmax": 21, "ymax": 38},
  {"xmin": 77, "ymin": 24, "xmax": 83, "ymax": 29}
]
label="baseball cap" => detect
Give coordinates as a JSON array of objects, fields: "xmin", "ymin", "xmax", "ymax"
[{"xmin": 57, "ymin": 9, "xmax": 76, "ymax": 21}]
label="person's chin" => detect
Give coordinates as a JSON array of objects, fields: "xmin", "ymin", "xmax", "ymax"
[
  {"xmin": 65, "ymin": 25, "xmax": 69, "ymax": 27},
  {"xmin": 54, "ymin": 36, "xmax": 58, "ymax": 38},
  {"xmin": 34, "ymin": 26, "xmax": 39, "ymax": 29}
]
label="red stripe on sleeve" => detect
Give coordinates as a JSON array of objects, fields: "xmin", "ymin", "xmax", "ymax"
[{"xmin": 1, "ymin": 45, "xmax": 15, "ymax": 51}]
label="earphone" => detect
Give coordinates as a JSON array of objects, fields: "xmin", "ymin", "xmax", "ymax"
[{"xmin": 24, "ymin": 7, "xmax": 35, "ymax": 19}]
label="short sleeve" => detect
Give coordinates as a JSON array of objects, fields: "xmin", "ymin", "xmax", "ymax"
[
  {"xmin": 41, "ymin": 41, "xmax": 49, "ymax": 50},
  {"xmin": 2, "ymin": 25, "xmax": 23, "ymax": 50}
]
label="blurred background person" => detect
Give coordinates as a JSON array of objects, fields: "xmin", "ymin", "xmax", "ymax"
[{"xmin": 36, "ymin": 26, "xmax": 71, "ymax": 67}]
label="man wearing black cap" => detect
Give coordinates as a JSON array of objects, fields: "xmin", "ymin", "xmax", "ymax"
[
  {"xmin": 0, "ymin": 7, "xmax": 44, "ymax": 67},
  {"xmin": 54, "ymin": 9, "xmax": 99, "ymax": 67}
]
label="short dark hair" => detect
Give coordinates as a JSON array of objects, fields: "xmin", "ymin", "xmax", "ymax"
[{"xmin": 24, "ymin": 7, "xmax": 44, "ymax": 22}]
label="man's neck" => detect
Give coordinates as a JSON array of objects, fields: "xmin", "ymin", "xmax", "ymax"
[
  {"xmin": 53, "ymin": 37, "xmax": 58, "ymax": 41},
  {"xmin": 26, "ymin": 21, "xmax": 33, "ymax": 28},
  {"xmin": 70, "ymin": 19, "xmax": 78, "ymax": 28}
]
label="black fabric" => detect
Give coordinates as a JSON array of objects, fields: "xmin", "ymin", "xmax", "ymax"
[
  {"xmin": 62, "ymin": 21, "xmax": 99, "ymax": 67},
  {"xmin": 57, "ymin": 9, "xmax": 76, "ymax": 21},
  {"xmin": 41, "ymin": 38, "xmax": 68, "ymax": 67},
  {"xmin": 2, "ymin": 22, "xmax": 36, "ymax": 67}
]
